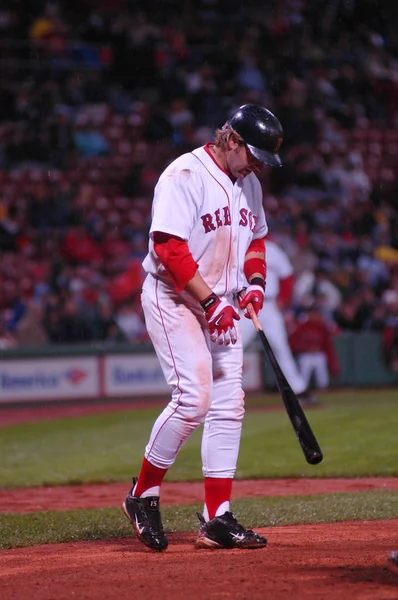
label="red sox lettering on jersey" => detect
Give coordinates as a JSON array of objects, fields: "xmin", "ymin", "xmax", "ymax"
[
  {"xmin": 201, "ymin": 207, "xmax": 257, "ymax": 233},
  {"xmin": 143, "ymin": 144, "xmax": 268, "ymax": 296}
]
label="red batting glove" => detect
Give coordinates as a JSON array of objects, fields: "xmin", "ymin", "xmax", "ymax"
[
  {"xmin": 201, "ymin": 293, "xmax": 240, "ymax": 345},
  {"xmin": 238, "ymin": 284, "xmax": 265, "ymax": 318}
]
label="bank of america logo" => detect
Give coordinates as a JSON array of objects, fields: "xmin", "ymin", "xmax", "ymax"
[{"xmin": 66, "ymin": 369, "xmax": 87, "ymax": 385}]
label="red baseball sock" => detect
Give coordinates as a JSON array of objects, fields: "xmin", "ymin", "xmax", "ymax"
[
  {"xmin": 134, "ymin": 457, "xmax": 168, "ymax": 497},
  {"xmin": 205, "ymin": 477, "xmax": 233, "ymax": 520}
]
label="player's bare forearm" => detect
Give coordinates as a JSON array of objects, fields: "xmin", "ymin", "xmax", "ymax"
[{"xmin": 184, "ymin": 270, "xmax": 213, "ymax": 303}]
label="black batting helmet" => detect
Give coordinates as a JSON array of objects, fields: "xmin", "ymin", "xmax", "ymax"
[{"xmin": 226, "ymin": 104, "xmax": 284, "ymax": 167}]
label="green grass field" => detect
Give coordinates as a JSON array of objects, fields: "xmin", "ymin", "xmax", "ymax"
[
  {"xmin": 1, "ymin": 388, "xmax": 397, "ymax": 549},
  {"xmin": 1, "ymin": 389, "xmax": 397, "ymax": 487},
  {"xmin": 2, "ymin": 491, "xmax": 398, "ymax": 549}
]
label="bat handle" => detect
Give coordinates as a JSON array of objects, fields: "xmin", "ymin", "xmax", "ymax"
[{"xmin": 246, "ymin": 302, "xmax": 262, "ymax": 333}]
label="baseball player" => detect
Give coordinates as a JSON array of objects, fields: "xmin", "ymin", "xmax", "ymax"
[
  {"xmin": 239, "ymin": 239, "xmax": 318, "ymax": 405},
  {"xmin": 122, "ymin": 104, "xmax": 284, "ymax": 551},
  {"xmin": 289, "ymin": 303, "xmax": 340, "ymax": 390}
]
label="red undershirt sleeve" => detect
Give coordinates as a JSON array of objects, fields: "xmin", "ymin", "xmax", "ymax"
[
  {"xmin": 244, "ymin": 237, "xmax": 266, "ymax": 283},
  {"xmin": 153, "ymin": 232, "xmax": 198, "ymax": 292}
]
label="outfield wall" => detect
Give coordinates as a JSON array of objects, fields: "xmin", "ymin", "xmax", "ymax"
[
  {"xmin": 0, "ymin": 346, "xmax": 262, "ymax": 403},
  {"xmin": 262, "ymin": 331, "xmax": 398, "ymax": 389},
  {"xmin": 0, "ymin": 333, "xmax": 396, "ymax": 403}
]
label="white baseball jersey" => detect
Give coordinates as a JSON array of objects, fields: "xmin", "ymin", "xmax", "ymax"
[
  {"xmin": 264, "ymin": 240, "xmax": 293, "ymax": 300},
  {"xmin": 142, "ymin": 144, "xmax": 268, "ymax": 296}
]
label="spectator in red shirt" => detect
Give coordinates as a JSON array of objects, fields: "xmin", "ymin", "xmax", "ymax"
[{"xmin": 61, "ymin": 225, "xmax": 102, "ymax": 265}]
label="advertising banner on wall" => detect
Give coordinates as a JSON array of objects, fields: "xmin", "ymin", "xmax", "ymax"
[
  {"xmin": 0, "ymin": 352, "xmax": 262, "ymax": 403},
  {"xmin": 0, "ymin": 357, "xmax": 99, "ymax": 402},
  {"xmin": 104, "ymin": 352, "xmax": 262, "ymax": 397},
  {"xmin": 104, "ymin": 354, "xmax": 169, "ymax": 396}
]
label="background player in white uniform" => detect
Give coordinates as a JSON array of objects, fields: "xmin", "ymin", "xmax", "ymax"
[
  {"xmin": 122, "ymin": 104, "xmax": 284, "ymax": 551},
  {"xmin": 240, "ymin": 239, "xmax": 317, "ymax": 404}
]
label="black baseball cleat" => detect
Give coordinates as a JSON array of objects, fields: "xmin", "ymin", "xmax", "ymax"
[
  {"xmin": 196, "ymin": 511, "xmax": 267, "ymax": 549},
  {"xmin": 387, "ymin": 550, "xmax": 398, "ymax": 575},
  {"xmin": 122, "ymin": 478, "xmax": 168, "ymax": 551}
]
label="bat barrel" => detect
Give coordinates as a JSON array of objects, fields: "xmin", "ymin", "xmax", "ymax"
[
  {"xmin": 247, "ymin": 303, "xmax": 324, "ymax": 467},
  {"xmin": 307, "ymin": 451, "xmax": 323, "ymax": 465}
]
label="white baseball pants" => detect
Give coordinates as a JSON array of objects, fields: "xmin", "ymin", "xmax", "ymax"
[
  {"xmin": 296, "ymin": 352, "xmax": 330, "ymax": 389},
  {"xmin": 141, "ymin": 274, "xmax": 245, "ymax": 478}
]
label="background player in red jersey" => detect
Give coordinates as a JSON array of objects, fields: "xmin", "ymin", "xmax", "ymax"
[{"xmin": 288, "ymin": 303, "xmax": 340, "ymax": 392}]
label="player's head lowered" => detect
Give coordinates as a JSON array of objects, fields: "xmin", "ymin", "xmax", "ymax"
[{"xmin": 219, "ymin": 104, "xmax": 284, "ymax": 169}]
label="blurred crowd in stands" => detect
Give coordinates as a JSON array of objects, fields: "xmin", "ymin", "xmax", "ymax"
[{"xmin": 0, "ymin": 0, "xmax": 397, "ymax": 372}]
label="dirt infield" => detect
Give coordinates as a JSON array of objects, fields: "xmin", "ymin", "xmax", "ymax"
[
  {"xmin": 1, "ymin": 401, "xmax": 398, "ymax": 599},
  {"xmin": 1, "ymin": 520, "xmax": 398, "ymax": 600},
  {"xmin": 1, "ymin": 477, "xmax": 398, "ymax": 513}
]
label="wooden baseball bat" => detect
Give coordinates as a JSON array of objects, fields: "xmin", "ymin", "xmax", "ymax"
[{"xmin": 247, "ymin": 304, "xmax": 323, "ymax": 465}]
